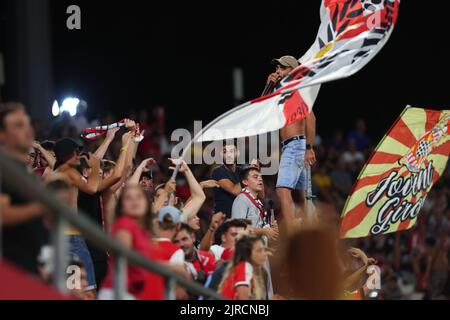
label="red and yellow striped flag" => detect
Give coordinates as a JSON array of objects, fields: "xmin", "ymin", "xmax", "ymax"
[{"xmin": 340, "ymin": 107, "xmax": 450, "ymax": 238}]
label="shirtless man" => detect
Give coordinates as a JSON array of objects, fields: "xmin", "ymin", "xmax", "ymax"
[
  {"xmin": 50, "ymin": 138, "xmax": 101, "ymax": 210},
  {"xmin": 266, "ymin": 56, "xmax": 317, "ymax": 224},
  {"xmin": 46, "ymin": 137, "xmax": 101, "ymax": 291}
]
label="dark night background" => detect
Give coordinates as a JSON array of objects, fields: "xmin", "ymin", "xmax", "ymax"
[{"xmin": 1, "ymin": 0, "xmax": 450, "ymax": 141}]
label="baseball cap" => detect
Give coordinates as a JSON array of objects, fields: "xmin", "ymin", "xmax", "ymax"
[
  {"xmin": 271, "ymin": 55, "xmax": 299, "ymax": 69},
  {"xmin": 158, "ymin": 206, "xmax": 181, "ymax": 224},
  {"xmin": 54, "ymin": 138, "xmax": 82, "ymax": 169}
]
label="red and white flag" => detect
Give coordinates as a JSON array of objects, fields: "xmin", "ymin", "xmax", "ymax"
[{"xmin": 199, "ymin": 0, "xmax": 400, "ymax": 142}]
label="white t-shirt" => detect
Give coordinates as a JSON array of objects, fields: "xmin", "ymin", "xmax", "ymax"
[{"xmin": 210, "ymin": 244, "xmax": 225, "ymax": 261}]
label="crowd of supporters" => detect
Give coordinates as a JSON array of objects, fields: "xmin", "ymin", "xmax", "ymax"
[{"xmin": 0, "ymin": 102, "xmax": 449, "ymax": 300}]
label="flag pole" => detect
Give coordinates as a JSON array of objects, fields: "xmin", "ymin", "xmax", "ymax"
[{"xmin": 305, "ymin": 164, "xmax": 316, "ymax": 225}]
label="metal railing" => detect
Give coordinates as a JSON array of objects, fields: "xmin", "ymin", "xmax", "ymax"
[{"xmin": 0, "ymin": 148, "xmax": 223, "ymax": 300}]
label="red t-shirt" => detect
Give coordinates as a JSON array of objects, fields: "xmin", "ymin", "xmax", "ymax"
[
  {"xmin": 102, "ymin": 216, "xmax": 164, "ymax": 298},
  {"xmin": 186, "ymin": 251, "xmax": 216, "ymax": 279},
  {"xmin": 220, "ymin": 247, "xmax": 234, "ymax": 261},
  {"xmin": 219, "ymin": 262, "xmax": 254, "ymax": 300},
  {"xmin": 154, "ymin": 238, "xmax": 185, "ymax": 265},
  {"xmin": 136, "ymin": 245, "xmax": 165, "ymax": 300}
]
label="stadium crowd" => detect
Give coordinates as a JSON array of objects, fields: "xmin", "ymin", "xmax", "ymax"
[{"xmin": 0, "ymin": 101, "xmax": 449, "ymax": 300}]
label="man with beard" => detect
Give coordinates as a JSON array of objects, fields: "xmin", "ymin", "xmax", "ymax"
[
  {"xmin": 266, "ymin": 56, "xmax": 317, "ymax": 225},
  {"xmin": 173, "ymin": 223, "xmax": 216, "ymax": 286},
  {"xmin": 211, "ymin": 144, "xmax": 260, "ymax": 219}
]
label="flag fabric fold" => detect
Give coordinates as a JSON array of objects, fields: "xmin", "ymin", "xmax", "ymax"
[
  {"xmin": 199, "ymin": 0, "xmax": 400, "ymax": 142},
  {"xmin": 340, "ymin": 107, "xmax": 450, "ymax": 239}
]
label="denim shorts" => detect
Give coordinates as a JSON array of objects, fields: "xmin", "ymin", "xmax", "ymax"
[
  {"xmin": 276, "ymin": 138, "xmax": 307, "ymax": 190},
  {"xmin": 68, "ymin": 235, "xmax": 97, "ymax": 291}
]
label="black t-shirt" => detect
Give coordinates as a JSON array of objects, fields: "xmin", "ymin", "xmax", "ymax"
[
  {"xmin": 211, "ymin": 165, "xmax": 241, "ymax": 218},
  {"xmin": 208, "ymin": 261, "xmax": 229, "ymax": 293},
  {"xmin": 77, "ymin": 191, "xmax": 107, "ymax": 262},
  {"xmin": 1, "ymin": 159, "xmax": 49, "ymax": 275}
]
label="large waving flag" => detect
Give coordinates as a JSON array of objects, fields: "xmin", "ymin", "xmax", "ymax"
[
  {"xmin": 200, "ymin": 0, "xmax": 400, "ymax": 142},
  {"xmin": 340, "ymin": 107, "xmax": 450, "ymax": 239}
]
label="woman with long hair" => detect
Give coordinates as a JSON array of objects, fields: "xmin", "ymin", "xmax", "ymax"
[
  {"xmin": 219, "ymin": 233, "xmax": 268, "ymax": 300},
  {"xmin": 98, "ymin": 185, "xmax": 164, "ymax": 300}
]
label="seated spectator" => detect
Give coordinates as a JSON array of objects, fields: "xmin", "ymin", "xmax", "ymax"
[
  {"xmin": 328, "ymin": 129, "xmax": 347, "ymax": 152},
  {"xmin": 219, "ymin": 233, "xmax": 269, "ymax": 300},
  {"xmin": 330, "ymin": 159, "xmax": 353, "ymax": 197},
  {"xmin": 312, "ymin": 166, "xmax": 337, "ymax": 204},
  {"xmin": 348, "ymin": 119, "xmax": 371, "ymax": 152},
  {"xmin": 341, "ymin": 139, "xmax": 365, "ymax": 172}
]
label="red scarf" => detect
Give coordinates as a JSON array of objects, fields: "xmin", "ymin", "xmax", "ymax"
[
  {"xmin": 241, "ymin": 188, "xmax": 270, "ymax": 226},
  {"xmin": 81, "ymin": 119, "xmax": 126, "ymax": 140}
]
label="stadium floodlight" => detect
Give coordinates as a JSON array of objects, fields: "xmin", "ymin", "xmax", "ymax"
[
  {"xmin": 51, "ymin": 100, "xmax": 60, "ymax": 117},
  {"xmin": 60, "ymin": 97, "xmax": 80, "ymax": 117}
]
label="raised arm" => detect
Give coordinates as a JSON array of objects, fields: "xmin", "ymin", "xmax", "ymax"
[
  {"xmin": 94, "ymin": 127, "xmax": 120, "ymax": 160},
  {"xmin": 152, "ymin": 179, "xmax": 176, "ymax": 214},
  {"xmin": 67, "ymin": 153, "xmax": 101, "ymax": 194},
  {"xmin": 33, "ymin": 141, "xmax": 56, "ymax": 169},
  {"xmin": 199, "ymin": 212, "xmax": 225, "ymax": 252},
  {"xmin": 169, "ymin": 159, "xmax": 206, "ymax": 220},
  {"xmin": 216, "ymin": 179, "xmax": 242, "ymax": 197},
  {"xmin": 128, "ymin": 158, "xmax": 155, "ymax": 186},
  {"xmin": 109, "ymin": 125, "xmax": 141, "ymax": 193},
  {"xmin": 98, "ymin": 133, "xmax": 133, "ymax": 192}
]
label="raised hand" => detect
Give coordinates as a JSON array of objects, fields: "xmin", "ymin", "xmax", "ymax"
[
  {"xmin": 348, "ymin": 247, "xmax": 369, "ymax": 266},
  {"xmin": 210, "ymin": 212, "xmax": 226, "ymax": 231},
  {"xmin": 86, "ymin": 152, "xmax": 100, "ymax": 168},
  {"xmin": 124, "ymin": 118, "xmax": 136, "ymax": 131},
  {"xmin": 168, "ymin": 158, "xmax": 189, "ymax": 173},
  {"xmin": 106, "ymin": 127, "xmax": 120, "ymax": 141},
  {"xmin": 140, "ymin": 158, "xmax": 156, "ymax": 172}
]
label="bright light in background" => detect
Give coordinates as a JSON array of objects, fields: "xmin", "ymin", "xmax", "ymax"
[
  {"xmin": 51, "ymin": 100, "xmax": 60, "ymax": 117},
  {"xmin": 59, "ymin": 97, "xmax": 80, "ymax": 117}
]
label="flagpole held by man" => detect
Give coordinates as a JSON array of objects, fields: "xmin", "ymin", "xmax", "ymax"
[{"xmin": 265, "ymin": 56, "xmax": 317, "ymax": 230}]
